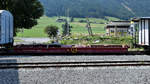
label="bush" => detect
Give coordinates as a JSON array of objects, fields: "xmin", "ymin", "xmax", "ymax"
[
  {"xmin": 79, "ymin": 20, "xmax": 87, "ymax": 23},
  {"xmin": 44, "ymin": 25, "xmax": 59, "ymax": 39}
]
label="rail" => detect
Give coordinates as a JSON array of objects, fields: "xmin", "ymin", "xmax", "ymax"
[{"xmin": 0, "ymin": 61, "xmax": 150, "ymax": 69}]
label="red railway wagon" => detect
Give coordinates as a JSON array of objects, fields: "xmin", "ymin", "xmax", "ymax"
[{"xmin": 8, "ymin": 44, "xmax": 129, "ymax": 54}]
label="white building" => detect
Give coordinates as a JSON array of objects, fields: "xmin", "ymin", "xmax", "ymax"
[{"xmin": 132, "ymin": 17, "xmax": 150, "ymax": 46}]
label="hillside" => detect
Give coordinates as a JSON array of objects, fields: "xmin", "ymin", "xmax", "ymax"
[
  {"xmin": 39, "ymin": 0, "xmax": 150, "ymax": 19},
  {"xmin": 17, "ymin": 16, "xmax": 120, "ymax": 37}
]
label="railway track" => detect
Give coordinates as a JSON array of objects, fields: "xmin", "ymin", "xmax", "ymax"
[{"xmin": 0, "ymin": 61, "xmax": 150, "ymax": 69}]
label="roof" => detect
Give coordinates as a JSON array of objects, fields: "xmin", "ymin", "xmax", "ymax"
[
  {"xmin": 0, "ymin": 10, "xmax": 4, "ymax": 13},
  {"xmin": 0, "ymin": 10, "xmax": 9, "ymax": 13},
  {"xmin": 0, "ymin": 10, "xmax": 13, "ymax": 17},
  {"xmin": 111, "ymin": 21, "xmax": 130, "ymax": 22},
  {"xmin": 106, "ymin": 21, "xmax": 130, "ymax": 26},
  {"xmin": 132, "ymin": 17, "xmax": 150, "ymax": 21},
  {"xmin": 105, "ymin": 21, "xmax": 130, "ymax": 29},
  {"xmin": 106, "ymin": 26, "xmax": 130, "ymax": 29},
  {"xmin": 139, "ymin": 17, "xmax": 150, "ymax": 19}
]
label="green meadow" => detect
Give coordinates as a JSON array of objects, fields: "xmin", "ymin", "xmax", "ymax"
[
  {"xmin": 16, "ymin": 16, "xmax": 143, "ymax": 51},
  {"xmin": 16, "ymin": 16, "xmax": 120, "ymax": 37}
]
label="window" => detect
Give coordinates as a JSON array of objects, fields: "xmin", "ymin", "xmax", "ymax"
[{"xmin": 111, "ymin": 30, "xmax": 114, "ymax": 33}]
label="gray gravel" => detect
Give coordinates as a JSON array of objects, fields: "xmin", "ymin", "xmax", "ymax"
[
  {"xmin": 0, "ymin": 55, "xmax": 150, "ymax": 84},
  {"xmin": 1, "ymin": 67, "xmax": 150, "ymax": 84},
  {"xmin": 0, "ymin": 55, "xmax": 149, "ymax": 63}
]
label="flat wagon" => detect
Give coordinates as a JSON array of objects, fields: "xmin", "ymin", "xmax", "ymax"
[{"xmin": 0, "ymin": 10, "xmax": 129, "ymax": 54}]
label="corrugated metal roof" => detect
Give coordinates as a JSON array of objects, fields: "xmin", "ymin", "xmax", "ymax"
[
  {"xmin": 132, "ymin": 17, "xmax": 150, "ymax": 21},
  {"xmin": 105, "ymin": 21, "xmax": 130, "ymax": 29},
  {"xmin": 107, "ymin": 24, "xmax": 130, "ymax": 26},
  {"xmin": 111, "ymin": 21, "xmax": 130, "ymax": 22},
  {"xmin": 140, "ymin": 17, "xmax": 150, "ymax": 19},
  {"xmin": 106, "ymin": 21, "xmax": 130, "ymax": 26},
  {"xmin": 0, "ymin": 10, "xmax": 13, "ymax": 17},
  {"xmin": 0, "ymin": 10, "xmax": 11, "ymax": 14}
]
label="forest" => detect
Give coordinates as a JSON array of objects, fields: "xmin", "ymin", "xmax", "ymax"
[{"xmin": 39, "ymin": 0, "xmax": 150, "ymax": 19}]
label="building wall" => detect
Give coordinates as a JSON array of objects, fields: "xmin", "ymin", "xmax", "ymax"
[
  {"xmin": 106, "ymin": 21, "xmax": 130, "ymax": 37},
  {"xmin": 106, "ymin": 28, "xmax": 129, "ymax": 36},
  {"xmin": 138, "ymin": 19, "xmax": 149, "ymax": 45}
]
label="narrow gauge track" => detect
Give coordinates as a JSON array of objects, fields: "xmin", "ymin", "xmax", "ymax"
[{"xmin": 1, "ymin": 61, "xmax": 150, "ymax": 69}]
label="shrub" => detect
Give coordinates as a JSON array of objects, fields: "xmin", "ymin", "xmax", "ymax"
[{"xmin": 44, "ymin": 25, "xmax": 59, "ymax": 39}]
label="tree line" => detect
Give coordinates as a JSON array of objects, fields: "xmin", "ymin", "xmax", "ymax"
[{"xmin": 40, "ymin": 0, "xmax": 150, "ymax": 20}]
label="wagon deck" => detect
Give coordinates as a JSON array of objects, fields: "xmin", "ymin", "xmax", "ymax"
[{"xmin": 4, "ymin": 44, "xmax": 129, "ymax": 54}]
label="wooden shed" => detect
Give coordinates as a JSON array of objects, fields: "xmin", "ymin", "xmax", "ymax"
[{"xmin": 105, "ymin": 21, "xmax": 130, "ymax": 37}]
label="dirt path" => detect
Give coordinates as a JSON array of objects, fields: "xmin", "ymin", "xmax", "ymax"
[{"xmin": 14, "ymin": 38, "xmax": 50, "ymax": 45}]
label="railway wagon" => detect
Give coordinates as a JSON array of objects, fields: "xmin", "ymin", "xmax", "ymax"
[
  {"xmin": 0, "ymin": 10, "xmax": 129, "ymax": 54},
  {"xmin": 0, "ymin": 10, "xmax": 14, "ymax": 46}
]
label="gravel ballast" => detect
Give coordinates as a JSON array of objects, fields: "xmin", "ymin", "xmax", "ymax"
[
  {"xmin": 0, "ymin": 55, "xmax": 150, "ymax": 84},
  {"xmin": 0, "ymin": 67, "xmax": 150, "ymax": 84},
  {"xmin": 0, "ymin": 55, "xmax": 149, "ymax": 63}
]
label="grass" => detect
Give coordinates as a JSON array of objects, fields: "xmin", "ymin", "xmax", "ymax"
[
  {"xmin": 17, "ymin": 16, "xmax": 62, "ymax": 37},
  {"xmin": 57, "ymin": 35, "xmax": 133, "ymax": 45},
  {"xmin": 16, "ymin": 16, "xmax": 120, "ymax": 37},
  {"xmin": 128, "ymin": 48, "xmax": 144, "ymax": 51},
  {"xmin": 14, "ymin": 16, "xmax": 146, "ymax": 51},
  {"xmin": 14, "ymin": 37, "xmax": 24, "ymax": 42},
  {"xmin": 58, "ymin": 35, "xmax": 144, "ymax": 51}
]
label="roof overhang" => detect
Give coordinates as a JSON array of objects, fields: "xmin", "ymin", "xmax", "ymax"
[{"xmin": 132, "ymin": 17, "xmax": 150, "ymax": 22}]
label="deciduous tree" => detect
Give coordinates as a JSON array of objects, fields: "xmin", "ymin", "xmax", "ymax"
[
  {"xmin": 45, "ymin": 25, "xmax": 59, "ymax": 39},
  {"xmin": 0, "ymin": 0, "xmax": 44, "ymax": 36}
]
